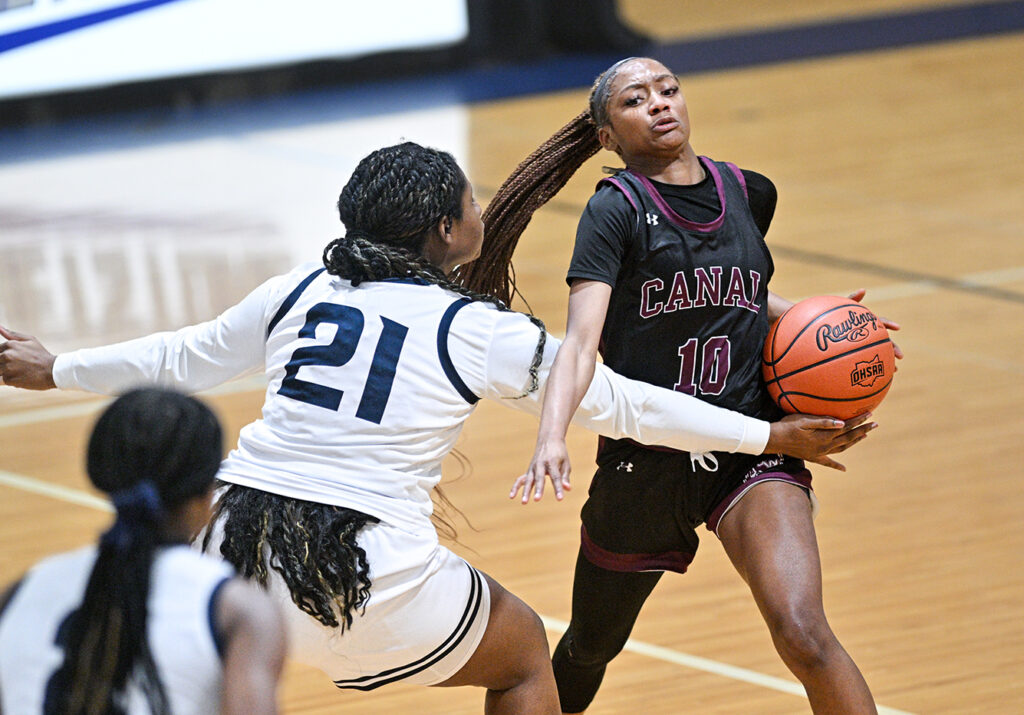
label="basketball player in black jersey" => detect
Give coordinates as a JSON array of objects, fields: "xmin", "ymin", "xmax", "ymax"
[{"xmin": 506, "ymin": 57, "xmax": 902, "ymax": 714}]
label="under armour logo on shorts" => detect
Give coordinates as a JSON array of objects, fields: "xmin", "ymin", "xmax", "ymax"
[
  {"xmin": 689, "ymin": 451, "xmax": 719, "ymax": 472},
  {"xmin": 617, "ymin": 461, "xmax": 634, "ymax": 472},
  {"xmin": 646, "ymin": 212, "xmax": 659, "ymax": 225}
]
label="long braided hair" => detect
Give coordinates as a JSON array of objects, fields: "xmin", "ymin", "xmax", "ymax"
[
  {"xmin": 205, "ymin": 485, "xmax": 377, "ymax": 629},
  {"xmin": 458, "ymin": 57, "xmax": 643, "ymax": 306},
  {"xmin": 47, "ymin": 388, "xmax": 222, "ymax": 715}
]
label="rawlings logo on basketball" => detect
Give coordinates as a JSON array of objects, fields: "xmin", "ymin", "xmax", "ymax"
[
  {"xmin": 850, "ymin": 355, "xmax": 885, "ymax": 387},
  {"xmin": 815, "ymin": 310, "xmax": 879, "ymax": 351}
]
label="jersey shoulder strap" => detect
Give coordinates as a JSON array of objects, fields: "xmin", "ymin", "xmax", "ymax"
[
  {"xmin": 436, "ymin": 297, "xmax": 480, "ymax": 404},
  {"xmin": 266, "ymin": 267, "xmax": 327, "ymax": 337},
  {"xmin": 721, "ymin": 161, "xmax": 748, "ymax": 199},
  {"xmin": 596, "ymin": 171, "xmax": 644, "ymax": 236}
]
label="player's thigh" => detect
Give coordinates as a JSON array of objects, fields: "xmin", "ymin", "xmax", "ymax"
[
  {"xmin": 436, "ymin": 572, "xmax": 552, "ymax": 691},
  {"xmin": 717, "ymin": 479, "xmax": 824, "ymax": 617}
]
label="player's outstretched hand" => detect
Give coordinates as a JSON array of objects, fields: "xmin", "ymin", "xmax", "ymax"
[
  {"xmin": 848, "ymin": 288, "xmax": 904, "ymax": 360},
  {"xmin": 0, "ymin": 326, "xmax": 57, "ymax": 390},
  {"xmin": 510, "ymin": 437, "xmax": 573, "ymax": 505},
  {"xmin": 765, "ymin": 412, "xmax": 877, "ymax": 471}
]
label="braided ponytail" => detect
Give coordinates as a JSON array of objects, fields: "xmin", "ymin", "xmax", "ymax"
[
  {"xmin": 322, "ymin": 232, "xmax": 446, "ymax": 287},
  {"xmin": 458, "ymin": 111, "xmax": 600, "ymax": 306},
  {"xmin": 458, "ymin": 57, "xmax": 645, "ymax": 307}
]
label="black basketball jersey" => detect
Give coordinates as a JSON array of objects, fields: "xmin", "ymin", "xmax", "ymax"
[{"xmin": 589, "ymin": 158, "xmax": 782, "ymax": 455}]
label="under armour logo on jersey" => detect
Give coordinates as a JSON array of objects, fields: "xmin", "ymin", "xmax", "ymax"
[
  {"xmin": 617, "ymin": 461, "xmax": 634, "ymax": 472},
  {"xmin": 646, "ymin": 212, "xmax": 660, "ymax": 226},
  {"xmin": 690, "ymin": 451, "xmax": 719, "ymax": 472}
]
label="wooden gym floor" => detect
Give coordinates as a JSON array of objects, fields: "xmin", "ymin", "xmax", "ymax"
[{"xmin": 2, "ymin": 1, "xmax": 1023, "ymax": 712}]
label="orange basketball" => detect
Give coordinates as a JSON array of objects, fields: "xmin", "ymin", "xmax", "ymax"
[{"xmin": 762, "ymin": 295, "xmax": 895, "ymax": 420}]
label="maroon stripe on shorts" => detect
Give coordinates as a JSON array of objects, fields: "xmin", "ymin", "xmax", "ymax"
[
  {"xmin": 706, "ymin": 468, "xmax": 813, "ymax": 534},
  {"xmin": 580, "ymin": 525, "xmax": 694, "ymax": 574}
]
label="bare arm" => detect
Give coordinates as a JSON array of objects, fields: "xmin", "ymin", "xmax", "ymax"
[
  {"xmin": 767, "ymin": 291, "xmax": 794, "ymax": 322},
  {"xmin": 216, "ymin": 579, "xmax": 287, "ymax": 715},
  {"xmin": 0, "ymin": 326, "xmax": 56, "ymax": 390},
  {"xmin": 517, "ymin": 279, "xmax": 611, "ymax": 503}
]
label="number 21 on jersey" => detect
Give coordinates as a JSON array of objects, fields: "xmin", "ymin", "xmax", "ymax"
[{"xmin": 278, "ymin": 302, "xmax": 408, "ymax": 424}]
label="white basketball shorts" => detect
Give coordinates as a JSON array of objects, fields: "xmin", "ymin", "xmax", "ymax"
[{"xmin": 207, "ymin": 515, "xmax": 491, "ymax": 690}]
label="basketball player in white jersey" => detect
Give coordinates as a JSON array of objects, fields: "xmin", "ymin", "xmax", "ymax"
[
  {"xmin": 0, "ymin": 388, "xmax": 285, "ymax": 715},
  {"xmin": 0, "ymin": 143, "xmax": 870, "ymax": 713}
]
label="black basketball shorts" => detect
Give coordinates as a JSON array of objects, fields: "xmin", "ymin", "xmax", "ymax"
[{"xmin": 579, "ymin": 446, "xmax": 812, "ymax": 574}]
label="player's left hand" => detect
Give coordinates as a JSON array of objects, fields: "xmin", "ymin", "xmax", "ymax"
[
  {"xmin": 0, "ymin": 326, "xmax": 58, "ymax": 390},
  {"xmin": 510, "ymin": 437, "xmax": 573, "ymax": 504},
  {"xmin": 847, "ymin": 289, "xmax": 904, "ymax": 360}
]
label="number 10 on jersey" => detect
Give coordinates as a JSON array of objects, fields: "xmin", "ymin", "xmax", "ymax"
[{"xmin": 673, "ymin": 335, "xmax": 731, "ymax": 397}]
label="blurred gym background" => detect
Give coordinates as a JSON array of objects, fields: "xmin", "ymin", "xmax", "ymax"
[{"xmin": 2, "ymin": 2, "xmax": 1023, "ymax": 713}]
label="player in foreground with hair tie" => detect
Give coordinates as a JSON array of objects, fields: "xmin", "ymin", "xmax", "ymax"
[{"xmin": 0, "ymin": 387, "xmax": 286, "ymax": 715}]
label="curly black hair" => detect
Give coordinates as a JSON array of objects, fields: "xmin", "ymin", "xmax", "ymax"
[{"xmin": 204, "ymin": 484, "xmax": 378, "ymax": 629}]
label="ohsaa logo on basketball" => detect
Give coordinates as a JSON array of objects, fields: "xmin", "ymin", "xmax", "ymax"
[
  {"xmin": 815, "ymin": 309, "xmax": 879, "ymax": 352},
  {"xmin": 850, "ymin": 355, "xmax": 885, "ymax": 388}
]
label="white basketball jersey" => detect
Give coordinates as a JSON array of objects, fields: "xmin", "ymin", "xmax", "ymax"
[
  {"xmin": 0, "ymin": 545, "xmax": 233, "ymax": 715},
  {"xmin": 221, "ymin": 268, "xmax": 504, "ymax": 532}
]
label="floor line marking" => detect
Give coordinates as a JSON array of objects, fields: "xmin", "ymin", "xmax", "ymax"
[
  {"xmin": 0, "ymin": 374, "xmax": 268, "ymax": 430},
  {"xmin": 0, "ymin": 399, "xmax": 109, "ymax": 430},
  {"xmin": 539, "ymin": 615, "xmax": 915, "ymax": 714},
  {"xmin": 0, "ymin": 468, "xmax": 914, "ymax": 713},
  {"xmin": 0, "ymin": 469, "xmax": 111, "ymax": 512}
]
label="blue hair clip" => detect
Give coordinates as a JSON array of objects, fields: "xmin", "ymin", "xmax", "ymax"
[
  {"xmin": 111, "ymin": 480, "xmax": 163, "ymax": 521},
  {"xmin": 100, "ymin": 481, "xmax": 164, "ymax": 552}
]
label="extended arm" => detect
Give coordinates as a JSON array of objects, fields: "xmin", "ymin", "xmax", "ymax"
[
  {"xmin": 448, "ymin": 303, "xmax": 874, "ymax": 503},
  {"xmin": 0, "ymin": 275, "xmax": 281, "ymax": 394}
]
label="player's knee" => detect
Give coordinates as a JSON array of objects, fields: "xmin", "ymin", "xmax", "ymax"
[
  {"xmin": 516, "ymin": 606, "xmax": 550, "ymax": 661},
  {"xmin": 556, "ymin": 627, "xmax": 627, "ymax": 669},
  {"xmin": 770, "ymin": 611, "xmax": 837, "ymax": 672}
]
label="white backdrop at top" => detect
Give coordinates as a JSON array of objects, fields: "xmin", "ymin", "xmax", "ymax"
[{"xmin": 0, "ymin": 0, "xmax": 468, "ymax": 99}]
